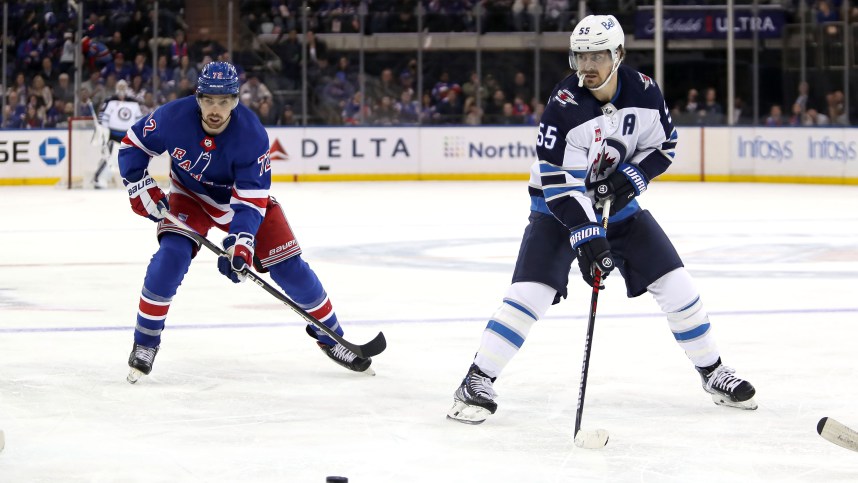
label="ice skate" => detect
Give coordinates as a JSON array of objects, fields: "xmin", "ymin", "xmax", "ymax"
[
  {"xmin": 696, "ymin": 359, "xmax": 757, "ymax": 410},
  {"xmin": 127, "ymin": 343, "xmax": 159, "ymax": 384},
  {"xmin": 447, "ymin": 364, "xmax": 498, "ymax": 424},
  {"xmin": 306, "ymin": 325, "xmax": 374, "ymax": 375}
]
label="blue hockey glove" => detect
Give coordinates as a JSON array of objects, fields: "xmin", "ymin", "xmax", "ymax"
[
  {"xmin": 571, "ymin": 224, "xmax": 614, "ymax": 288},
  {"xmin": 592, "ymin": 163, "xmax": 648, "ymax": 215},
  {"xmin": 218, "ymin": 232, "xmax": 255, "ymax": 283}
]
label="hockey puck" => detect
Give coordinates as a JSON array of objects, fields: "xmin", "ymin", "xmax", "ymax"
[{"xmin": 326, "ymin": 477, "xmax": 348, "ymax": 483}]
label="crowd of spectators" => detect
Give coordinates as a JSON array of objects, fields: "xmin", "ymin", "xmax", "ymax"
[{"xmin": 2, "ymin": 1, "xmax": 856, "ymax": 130}]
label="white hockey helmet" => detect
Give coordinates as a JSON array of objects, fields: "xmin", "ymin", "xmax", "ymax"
[{"xmin": 568, "ymin": 15, "xmax": 625, "ymax": 89}]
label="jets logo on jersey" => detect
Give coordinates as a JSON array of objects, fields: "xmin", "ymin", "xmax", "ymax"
[
  {"xmin": 118, "ymin": 106, "xmax": 134, "ymax": 121},
  {"xmin": 590, "ymin": 146, "xmax": 617, "ymax": 180},
  {"xmin": 554, "ymin": 89, "xmax": 578, "ymax": 106},
  {"xmin": 639, "ymin": 73, "xmax": 653, "ymax": 90}
]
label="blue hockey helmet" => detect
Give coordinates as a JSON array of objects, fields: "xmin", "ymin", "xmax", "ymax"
[{"xmin": 196, "ymin": 62, "xmax": 240, "ymax": 96}]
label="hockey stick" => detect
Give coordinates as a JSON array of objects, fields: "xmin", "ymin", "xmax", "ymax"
[
  {"xmin": 817, "ymin": 417, "xmax": 858, "ymax": 453},
  {"xmin": 574, "ymin": 198, "xmax": 612, "ymax": 449},
  {"xmin": 156, "ymin": 202, "xmax": 387, "ymax": 359}
]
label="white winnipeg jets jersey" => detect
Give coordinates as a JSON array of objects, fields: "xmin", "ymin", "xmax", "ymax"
[
  {"xmin": 528, "ymin": 64, "xmax": 678, "ymax": 229},
  {"xmin": 99, "ymin": 96, "xmax": 145, "ymax": 138}
]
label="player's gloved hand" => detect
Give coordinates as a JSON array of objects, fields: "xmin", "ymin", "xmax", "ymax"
[
  {"xmin": 592, "ymin": 163, "xmax": 648, "ymax": 215},
  {"xmin": 125, "ymin": 173, "xmax": 168, "ymax": 222},
  {"xmin": 571, "ymin": 224, "xmax": 614, "ymax": 289},
  {"xmin": 218, "ymin": 232, "xmax": 255, "ymax": 283}
]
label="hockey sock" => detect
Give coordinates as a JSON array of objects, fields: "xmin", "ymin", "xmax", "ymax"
[
  {"xmin": 648, "ymin": 268, "xmax": 720, "ymax": 368},
  {"xmin": 473, "ymin": 282, "xmax": 555, "ymax": 379},
  {"xmin": 269, "ymin": 256, "xmax": 342, "ymax": 346},
  {"xmin": 134, "ymin": 234, "xmax": 194, "ymax": 347}
]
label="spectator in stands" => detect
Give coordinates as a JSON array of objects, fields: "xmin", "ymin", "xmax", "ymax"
[
  {"xmin": 7, "ymin": 73, "xmax": 29, "ymax": 107},
  {"xmin": 512, "ymin": 95, "xmax": 532, "ymax": 118},
  {"xmin": 306, "ymin": 30, "xmax": 329, "ymax": 65},
  {"xmin": 53, "ymin": 73, "xmax": 74, "ymax": 104},
  {"xmin": 190, "ymin": 28, "xmax": 225, "ymax": 64},
  {"xmin": 102, "ymin": 52, "xmax": 131, "ymax": 82},
  {"xmin": 388, "ymin": 1, "xmax": 419, "ymax": 32},
  {"xmin": 172, "ymin": 55, "xmax": 198, "ymax": 89},
  {"xmin": 544, "ymin": 0, "xmax": 572, "ymax": 31},
  {"xmin": 59, "ymin": 31, "xmax": 76, "ymax": 74},
  {"xmin": 699, "ymin": 87, "xmax": 723, "ymax": 124},
  {"xmin": 155, "ymin": 55, "xmax": 174, "ymax": 91},
  {"xmin": 17, "ymin": 30, "xmax": 44, "ymax": 76},
  {"xmin": 525, "ymin": 102, "xmax": 545, "ymax": 126},
  {"xmin": 826, "ymin": 90, "xmax": 848, "ymax": 125},
  {"xmin": 802, "ymin": 107, "xmax": 830, "ymax": 126},
  {"xmin": 462, "ymin": 71, "xmax": 489, "ymax": 105},
  {"xmin": 431, "ymin": 71, "xmax": 462, "ymax": 104},
  {"xmin": 394, "ymin": 89, "xmax": 421, "ymax": 124},
  {"xmin": 434, "ymin": 88, "xmax": 463, "ymax": 124},
  {"xmin": 256, "ymin": 99, "xmax": 278, "ymax": 125},
  {"xmin": 463, "ymin": 96, "xmax": 483, "ymax": 125},
  {"xmin": 239, "ymin": 73, "xmax": 273, "ymax": 111},
  {"xmin": 684, "ymin": 88, "xmax": 699, "ymax": 114},
  {"xmin": 130, "ymin": 53, "xmax": 153, "ymax": 85},
  {"xmin": 788, "ymin": 103, "xmax": 803, "ymax": 126},
  {"xmin": 816, "ymin": 0, "xmax": 840, "ymax": 37},
  {"xmin": 498, "ymin": 101, "xmax": 523, "ymax": 125},
  {"xmin": 170, "ymin": 29, "xmax": 189, "ymax": 66},
  {"xmin": 140, "ymin": 92, "xmax": 158, "ymax": 117},
  {"xmin": 278, "ymin": 104, "xmax": 300, "ymax": 126},
  {"xmin": 81, "ymin": 71, "xmax": 106, "ymax": 108},
  {"xmin": 44, "ymin": 99, "xmax": 67, "ymax": 128},
  {"xmin": 399, "ymin": 71, "xmax": 415, "ymax": 97},
  {"xmin": 371, "ymin": 95, "xmax": 399, "ymax": 125},
  {"xmin": 82, "ymin": 36, "xmax": 113, "ymax": 72},
  {"xmin": 483, "ymin": 88, "xmax": 507, "ymax": 124},
  {"xmin": 373, "ymin": 68, "xmax": 402, "ymax": 105},
  {"xmin": 512, "ymin": 0, "xmax": 540, "ymax": 31},
  {"xmin": 39, "ymin": 57, "xmax": 59, "ymax": 88},
  {"xmin": 342, "ymin": 91, "xmax": 370, "ymax": 125},
  {"xmin": 23, "ymin": 103, "xmax": 44, "ymax": 129},
  {"xmin": 30, "ymin": 75, "xmax": 53, "ymax": 111},
  {"xmin": 106, "ymin": 31, "xmax": 131, "ymax": 63},
  {"xmin": 420, "ymin": 92, "xmax": 436, "ymax": 124},
  {"xmin": 2, "ymin": 91, "xmax": 26, "ymax": 129},
  {"xmin": 794, "ymin": 80, "xmax": 812, "ymax": 113},
  {"xmin": 765, "ymin": 104, "xmax": 784, "ymax": 126},
  {"xmin": 509, "ymin": 71, "xmax": 531, "ymax": 105},
  {"xmin": 129, "ymin": 75, "xmax": 148, "ymax": 103}
]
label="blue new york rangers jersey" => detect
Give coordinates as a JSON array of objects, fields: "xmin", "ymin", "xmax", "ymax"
[
  {"xmin": 530, "ymin": 65, "xmax": 678, "ymax": 230},
  {"xmin": 118, "ymin": 96, "xmax": 272, "ymax": 236}
]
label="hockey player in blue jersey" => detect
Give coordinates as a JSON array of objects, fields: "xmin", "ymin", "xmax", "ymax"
[
  {"xmin": 119, "ymin": 61, "xmax": 373, "ymax": 383},
  {"xmin": 447, "ymin": 15, "xmax": 756, "ymax": 424}
]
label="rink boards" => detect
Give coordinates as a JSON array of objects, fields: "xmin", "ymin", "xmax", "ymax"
[{"xmin": 1, "ymin": 125, "xmax": 856, "ymax": 185}]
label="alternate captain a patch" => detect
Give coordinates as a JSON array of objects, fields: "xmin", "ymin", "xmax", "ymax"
[{"xmin": 553, "ymin": 89, "xmax": 578, "ymax": 106}]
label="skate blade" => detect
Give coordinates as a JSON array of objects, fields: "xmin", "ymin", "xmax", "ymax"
[
  {"xmin": 712, "ymin": 394, "xmax": 757, "ymax": 410},
  {"xmin": 127, "ymin": 368, "xmax": 146, "ymax": 384},
  {"xmin": 446, "ymin": 400, "xmax": 491, "ymax": 424},
  {"xmin": 360, "ymin": 366, "xmax": 376, "ymax": 376}
]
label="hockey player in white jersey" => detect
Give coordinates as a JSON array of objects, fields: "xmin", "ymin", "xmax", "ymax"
[
  {"xmin": 447, "ymin": 15, "xmax": 757, "ymax": 425},
  {"xmin": 92, "ymin": 79, "xmax": 144, "ymax": 188}
]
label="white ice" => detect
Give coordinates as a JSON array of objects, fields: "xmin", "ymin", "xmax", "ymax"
[{"xmin": 1, "ymin": 181, "xmax": 857, "ymax": 483}]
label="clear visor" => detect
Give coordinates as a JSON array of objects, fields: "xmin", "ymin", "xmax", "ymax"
[{"xmin": 569, "ymin": 50, "xmax": 614, "ymax": 71}]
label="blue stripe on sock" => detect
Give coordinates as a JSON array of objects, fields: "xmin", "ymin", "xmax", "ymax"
[
  {"xmin": 673, "ymin": 322, "xmax": 710, "ymax": 341},
  {"xmin": 504, "ymin": 300, "xmax": 537, "ymax": 320},
  {"xmin": 486, "ymin": 320, "xmax": 525, "ymax": 348},
  {"xmin": 675, "ymin": 296, "xmax": 701, "ymax": 313}
]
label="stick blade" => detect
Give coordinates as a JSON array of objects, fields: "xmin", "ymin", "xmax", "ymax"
[
  {"xmin": 574, "ymin": 429, "xmax": 610, "ymax": 449},
  {"xmin": 351, "ymin": 331, "xmax": 387, "ymax": 359},
  {"xmin": 817, "ymin": 417, "xmax": 858, "ymax": 452}
]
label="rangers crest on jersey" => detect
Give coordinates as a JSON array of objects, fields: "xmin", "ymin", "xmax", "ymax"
[
  {"xmin": 639, "ymin": 73, "xmax": 653, "ymax": 90},
  {"xmin": 554, "ymin": 89, "xmax": 578, "ymax": 106}
]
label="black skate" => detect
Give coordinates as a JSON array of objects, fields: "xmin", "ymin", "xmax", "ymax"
[
  {"xmin": 127, "ymin": 343, "xmax": 159, "ymax": 384},
  {"xmin": 306, "ymin": 325, "xmax": 374, "ymax": 375},
  {"xmin": 447, "ymin": 364, "xmax": 498, "ymax": 424},
  {"xmin": 696, "ymin": 359, "xmax": 757, "ymax": 410}
]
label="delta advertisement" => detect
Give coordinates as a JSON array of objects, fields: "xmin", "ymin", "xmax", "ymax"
[{"xmin": 0, "ymin": 126, "xmax": 855, "ymax": 185}]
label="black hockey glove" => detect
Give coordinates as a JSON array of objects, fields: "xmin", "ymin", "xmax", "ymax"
[
  {"xmin": 571, "ymin": 224, "xmax": 614, "ymax": 289},
  {"xmin": 592, "ymin": 163, "xmax": 649, "ymax": 215}
]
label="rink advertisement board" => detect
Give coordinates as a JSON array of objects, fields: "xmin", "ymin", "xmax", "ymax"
[
  {"xmin": 703, "ymin": 127, "xmax": 858, "ymax": 183},
  {"xmin": 1, "ymin": 126, "xmax": 856, "ymax": 185}
]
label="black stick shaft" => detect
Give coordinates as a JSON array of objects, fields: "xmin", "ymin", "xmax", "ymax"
[
  {"xmin": 574, "ymin": 198, "xmax": 612, "ymax": 437},
  {"xmin": 156, "ymin": 203, "xmax": 386, "ymax": 358}
]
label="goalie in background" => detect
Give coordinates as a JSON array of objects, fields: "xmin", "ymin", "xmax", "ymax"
[{"xmin": 92, "ymin": 79, "xmax": 144, "ymax": 189}]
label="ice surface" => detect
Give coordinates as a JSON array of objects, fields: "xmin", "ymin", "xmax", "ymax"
[{"xmin": 1, "ymin": 181, "xmax": 857, "ymax": 482}]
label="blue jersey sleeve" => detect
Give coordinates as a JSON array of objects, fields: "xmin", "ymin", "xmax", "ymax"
[
  {"xmin": 228, "ymin": 124, "xmax": 271, "ymax": 236},
  {"xmin": 118, "ymin": 110, "xmax": 167, "ymax": 183}
]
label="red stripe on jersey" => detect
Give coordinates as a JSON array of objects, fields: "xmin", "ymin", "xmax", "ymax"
[
  {"xmin": 139, "ymin": 298, "xmax": 170, "ymax": 318},
  {"xmin": 308, "ymin": 298, "xmax": 334, "ymax": 322},
  {"xmin": 172, "ymin": 177, "xmax": 230, "ymax": 220},
  {"xmin": 121, "ymin": 135, "xmax": 136, "ymax": 147},
  {"xmin": 231, "ymin": 187, "xmax": 269, "ymax": 209}
]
